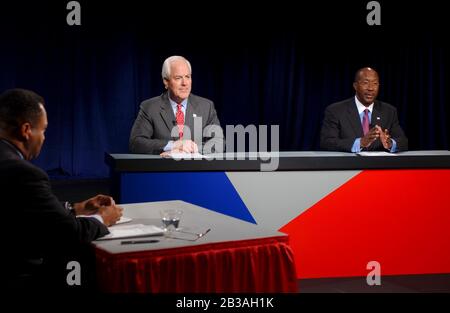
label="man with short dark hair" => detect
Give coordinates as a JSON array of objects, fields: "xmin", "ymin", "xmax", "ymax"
[
  {"xmin": 0, "ymin": 88, "xmax": 123, "ymax": 291},
  {"xmin": 320, "ymin": 67, "xmax": 408, "ymax": 152}
]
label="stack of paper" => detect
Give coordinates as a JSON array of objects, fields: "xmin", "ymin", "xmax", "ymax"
[
  {"xmin": 357, "ymin": 151, "xmax": 397, "ymax": 157},
  {"xmin": 116, "ymin": 216, "xmax": 132, "ymax": 224},
  {"xmin": 97, "ymin": 224, "xmax": 164, "ymax": 240},
  {"xmin": 162, "ymin": 152, "xmax": 210, "ymax": 160}
]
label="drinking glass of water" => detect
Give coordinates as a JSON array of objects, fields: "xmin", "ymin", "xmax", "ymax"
[{"xmin": 160, "ymin": 209, "xmax": 183, "ymax": 231}]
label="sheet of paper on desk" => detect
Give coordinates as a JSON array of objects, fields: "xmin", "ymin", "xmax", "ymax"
[
  {"xmin": 97, "ymin": 224, "xmax": 164, "ymax": 240},
  {"xmin": 116, "ymin": 216, "xmax": 132, "ymax": 225},
  {"xmin": 164, "ymin": 152, "xmax": 211, "ymax": 160},
  {"xmin": 357, "ymin": 152, "xmax": 397, "ymax": 156}
]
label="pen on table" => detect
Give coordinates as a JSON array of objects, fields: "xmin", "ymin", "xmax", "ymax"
[
  {"xmin": 121, "ymin": 239, "xmax": 159, "ymax": 245},
  {"xmin": 201, "ymin": 229, "xmax": 211, "ymax": 237}
]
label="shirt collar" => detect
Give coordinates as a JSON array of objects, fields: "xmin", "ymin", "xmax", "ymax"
[
  {"xmin": 168, "ymin": 96, "xmax": 188, "ymax": 110},
  {"xmin": 354, "ymin": 95, "xmax": 374, "ymax": 114}
]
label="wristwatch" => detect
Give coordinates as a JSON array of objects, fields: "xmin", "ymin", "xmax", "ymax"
[{"xmin": 65, "ymin": 201, "xmax": 76, "ymax": 214}]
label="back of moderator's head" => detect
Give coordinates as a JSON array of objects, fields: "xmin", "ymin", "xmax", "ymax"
[{"xmin": 0, "ymin": 88, "xmax": 45, "ymax": 132}]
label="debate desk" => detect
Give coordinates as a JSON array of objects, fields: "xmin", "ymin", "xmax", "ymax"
[
  {"xmin": 105, "ymin": 151, "xmax": 450, "ymax": 279},
  {"xmin": 93, "ymin": 200, "xmax": 297, "ymax": 293}
]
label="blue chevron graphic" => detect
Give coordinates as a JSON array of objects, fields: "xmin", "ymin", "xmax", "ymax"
[{"xmin": 120, "ymin": 172, "xmax": 256, "ymax": 223}]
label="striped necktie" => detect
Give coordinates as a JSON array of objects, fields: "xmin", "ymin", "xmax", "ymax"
[{"xmin": 176, "ymin": 103, "xmax": 184, "ymax": 139}]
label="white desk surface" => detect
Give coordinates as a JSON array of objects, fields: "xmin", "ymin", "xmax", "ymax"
[{"xmin": 93, "ymin": 200, "xmax": 286, "ymax": 254}]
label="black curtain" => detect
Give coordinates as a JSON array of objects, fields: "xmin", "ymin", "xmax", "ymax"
[{"xmin": 1, "ymin": 0, "xmax": 448, "ymax": 177}]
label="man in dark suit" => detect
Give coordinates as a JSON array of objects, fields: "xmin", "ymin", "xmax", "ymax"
[
  {"xmin": 320, "ymin": 67, "xmax": 408, "ymax": 152},
  {"xmin": 0, "ymin": 89, "xmax": 123, "ymax": 291},
  {"xmin": 129, "ymin": 55, "xmax": 224, "ymax": 155}
]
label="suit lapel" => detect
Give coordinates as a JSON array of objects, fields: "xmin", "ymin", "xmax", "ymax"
[
  {"xmin": 369, "ymin": 101, "xmax": 384, "ymax": 150},
  {"xmin": 346, "ymin": 99, "xmax": 364, "ymax": 137},
  {"xmin": 159, "ymin": 93, "xmax": 176, "ymax": 133},
  {"xmin": 371, "ymin": 101, "xmax": 383, "ymax": 128},
  {"xmin": 185, "ymin": 95, "xmax": 197, "ymax": 137}
]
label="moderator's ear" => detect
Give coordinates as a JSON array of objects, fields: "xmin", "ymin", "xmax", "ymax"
[
  {"xmin": 352, "ymin": 81, "xmax": 358, "ymax": 91},
  {"xmin": 163, "ymin": 78, "xmax": 169, "ymax": 89},
  {"xmin": 19, "ymin": 122, "xmax": 32, "ymax": 140}
]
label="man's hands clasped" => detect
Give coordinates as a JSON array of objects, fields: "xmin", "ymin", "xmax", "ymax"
[
  {"xmin": 73, "ymin": 194, "xmax": 123, "ymax": 227},
  {"xmin": 360, "ymin": 125, "xmax": 392, "ymax": 150},
  {"xmin": 160, "ymin": 139, "xmax": 199, "ymax": 157}
]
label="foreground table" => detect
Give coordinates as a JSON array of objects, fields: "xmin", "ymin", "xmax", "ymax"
[
  {"xmin": 105, "ymin": 151, "xmax": 450, "ymax": 279},
  {"xmin": 94, "ymin": 200, "xmax": 298, "ymax": 293}
]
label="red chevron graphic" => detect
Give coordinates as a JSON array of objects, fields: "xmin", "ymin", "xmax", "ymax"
[{"xmin": 280, "ymin": 169, "xmax": 450, "ymax": 279}]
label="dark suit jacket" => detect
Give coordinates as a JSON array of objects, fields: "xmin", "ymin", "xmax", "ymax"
[
  {"xmin": 0, "ymin": 139, "xmax": 108, "ymax": 289},
  {"xmin": 320, "ymin": 98, "xmax": 408, "ymax": 152},
  {"xmin": 129, "ymin": 92, "xmax": 224, "ymax": 154}
]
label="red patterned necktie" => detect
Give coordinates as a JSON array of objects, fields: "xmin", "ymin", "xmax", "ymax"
[
  {"xmin": 362, "ymin": 109, "xmax": 370, "ymax": 135},
  {"xmin": 176, "ymin": 103, "xmax": 184, "ymax": 139}
]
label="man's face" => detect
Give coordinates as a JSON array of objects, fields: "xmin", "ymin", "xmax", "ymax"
[
  {"xmin": 164, "ymin": 60, "xmax": 192, "ymax": 103},
  {"xmin": 353, "ymin": 69, "xmax": 379, "ymax": 106},
  {"xmin": 25, "ymin": 104, "xmax": 47, "ymax": 160}
]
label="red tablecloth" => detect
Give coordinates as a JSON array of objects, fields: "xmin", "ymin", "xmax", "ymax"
[{"xmin": 96, "ymin": 236, "xmax": 297, "ymax": 293}]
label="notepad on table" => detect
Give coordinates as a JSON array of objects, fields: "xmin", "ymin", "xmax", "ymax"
[
  {"xmin": 357, "ymin": 151, "xmax": 397, "ymax": 157},
  {"xmin": 97, "ymin": 224, "xmax": 164, "ymax": 240},
  {"xmin": 116, "ymin": 216, "xmax": 132, "ymax": 224},
  {"xmin": 162, "ymin": 152, "xmax": 211, "ymax": 159}
]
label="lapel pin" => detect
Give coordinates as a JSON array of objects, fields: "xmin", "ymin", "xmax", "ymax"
[{"xmin": 193, "ymin": 114, "xmax": 197, "ymax": 117}]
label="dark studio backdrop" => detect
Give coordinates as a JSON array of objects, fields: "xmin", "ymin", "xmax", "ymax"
[{"xmin": 0, "ymin": 0, "xmax": 448, "ymax": 178}]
